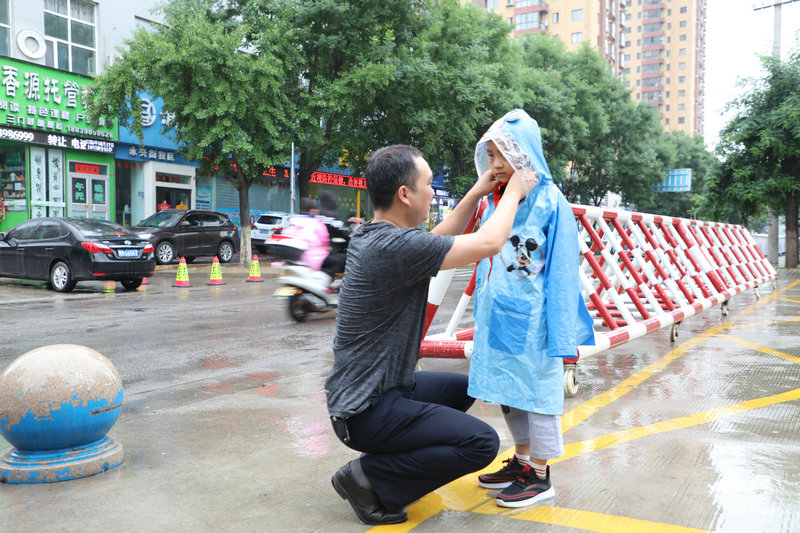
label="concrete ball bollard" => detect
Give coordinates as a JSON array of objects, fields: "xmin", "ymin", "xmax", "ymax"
[{"xmin": 0, "ymin": 344, "xmax": 124, "ymax": 483}]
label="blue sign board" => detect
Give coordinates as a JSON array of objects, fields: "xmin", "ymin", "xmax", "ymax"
[
  {"xmin": 118, "ymin": 94, "xmax": 179, "ymax": 149},
  {"xmin": 654, "ymin": 168, "xmax": 692, "ymax": 192}
]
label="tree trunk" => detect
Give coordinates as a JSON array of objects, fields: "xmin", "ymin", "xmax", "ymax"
[
  {"xmin": 767, "ymin": 207, "xmax": 779, "ymax": 266},
  {"xmin": 236, "ymin": 170, "xmax": 252, "ymax": 268},
  {"xmin": 785, "ymin": 192, "xmax": 798, "ymax": 269}
]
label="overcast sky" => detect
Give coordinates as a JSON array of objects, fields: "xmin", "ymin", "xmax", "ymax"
[{"xmin": 703, "ymin": 0, "xmax": 800, "ymax": 147}]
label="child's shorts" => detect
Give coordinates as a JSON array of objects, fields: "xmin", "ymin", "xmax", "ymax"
[{"xmin": 503, "ymin": 407, "xmax": 564, "ymax": 460}]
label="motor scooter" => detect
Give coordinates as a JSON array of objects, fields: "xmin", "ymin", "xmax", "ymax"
[{"xmin": 269, "ymin": 233, "xmax": 340, "ymax": 322}]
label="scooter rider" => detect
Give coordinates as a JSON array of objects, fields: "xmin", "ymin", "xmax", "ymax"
[{"xmin": 282, "ymin": 197, "xmax": 344, "ymax": 281}]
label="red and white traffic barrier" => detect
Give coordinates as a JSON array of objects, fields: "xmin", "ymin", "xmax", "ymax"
[{"xmin": 419, "ymin": 204, "xmax": 777, "ymax": 365}]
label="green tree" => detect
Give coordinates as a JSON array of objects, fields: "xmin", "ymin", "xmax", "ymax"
[
  {"xmin": 85, "ymin": 0, "xmax": 298, "ymax": 266},
  {"xmin": 517, "ymin": 34, "xmax": 581, "ymax": 187},
  {"xmin": 274, "ymin": 0, "xmax": 426, "ymax": 199},
  {"xmin": 339, "ymin": 0, "xmax": 522, "ymax": 199},
  {"xmin": 703, "ymin": 50, "xmax": 800, "ymax": 267},
  {"xmin": 532, "ymin": 43, "xmax": 665, "ymax": 207}
]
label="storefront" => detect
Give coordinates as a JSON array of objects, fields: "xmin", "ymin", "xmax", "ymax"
[
  {"xmin": 307, "ymin": 167, "xmax": 369, "ymax": 222},
  {"xmin": 0, "ymin": 58, "xmax": 117, "ymax": 232},
  {"xmin": 115, "ymin": 94, "xmax": 197, "ymax": 226}
]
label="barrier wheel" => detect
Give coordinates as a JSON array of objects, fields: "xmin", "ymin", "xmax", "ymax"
[
  {"xmin": 721, "ymin": 301, "xmax": 729, "ymax": 317},
  {"xmin": 670, "ymin": 323, "xmax": 679, "ymax": 343},
  {"xmin": 564, "ymin": 365, "xmax": 578, "ymax": 396}
]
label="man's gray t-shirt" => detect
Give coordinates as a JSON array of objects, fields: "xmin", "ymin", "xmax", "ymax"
[{"xmin": 325, "ymin": 222, "xmax": 454, "ymax": 418}]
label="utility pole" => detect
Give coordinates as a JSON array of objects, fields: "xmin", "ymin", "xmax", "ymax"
[{"xmin": 753, "ymin": 0, "xmax": 799, "ymax": 266}]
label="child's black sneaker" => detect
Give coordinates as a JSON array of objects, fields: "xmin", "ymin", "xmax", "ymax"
[
  {"xmin": 477, "ymin": 455, "xmax": 525, "ymax": 489},
  {"xmin": 495, "ymin": 464, "xmax": 555, "ymax": 508}
]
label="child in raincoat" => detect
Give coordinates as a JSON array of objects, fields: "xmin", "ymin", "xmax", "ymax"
[{"xmin": 469, "ymin": 109, "xmax": 595, "ymax": 508}]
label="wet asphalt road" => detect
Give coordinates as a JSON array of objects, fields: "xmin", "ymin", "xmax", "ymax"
[{"xmin": 0, "ymin": 261, "xmax": 340, "ymax": 397}]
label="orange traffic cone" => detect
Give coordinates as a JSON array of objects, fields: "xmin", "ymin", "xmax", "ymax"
[
  {"xmin": 174, "ymin": 257, "xmax": 191, "ymax": 287},
  {"xmin": 208, "ymin": 256, "xmax": 225, "ymax": 285},
  {"xmin": 246, "ymin": 254, "xmax": 264, "ymax": 282},
  {"xmin": 142, "ymin": 277, "xmax": 149, "ymax": 285}
]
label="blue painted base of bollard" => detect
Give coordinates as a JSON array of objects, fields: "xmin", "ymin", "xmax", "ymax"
[{"xmin": 0, "ymin": 435, "xmax": 124, "ymax": 484}]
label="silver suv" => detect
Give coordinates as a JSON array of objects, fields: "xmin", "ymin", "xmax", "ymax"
[{"xmin": 251, "ymin": 211, "xmax": 291, "ymax": 253}]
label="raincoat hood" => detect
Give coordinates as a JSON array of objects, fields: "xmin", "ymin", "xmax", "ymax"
[{"xmin": 474, "ymin": 109, "xmax": 553, "ymax": 185}]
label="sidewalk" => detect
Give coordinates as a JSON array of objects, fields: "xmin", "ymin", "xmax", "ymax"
[{"xmin": 2, "ymin": 270, "xmax": 799, "ymax": 532}]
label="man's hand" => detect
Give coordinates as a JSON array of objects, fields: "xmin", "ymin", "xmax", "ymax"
[
  {"xmin": 505, "ymin": 168, "xmax": 539, "ymax": 200},
  {"xmin": 470, "ymin": 170, "xmax": 500, "ymax": 198}
]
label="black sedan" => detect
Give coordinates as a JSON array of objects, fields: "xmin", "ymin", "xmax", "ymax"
[
  {"xmin": 130, "ymin": 209, "xmax": 239, "ymax": 265},
  {"xmin": 0, "ymin": 218, "xmax": 155, "ymax": 292}
]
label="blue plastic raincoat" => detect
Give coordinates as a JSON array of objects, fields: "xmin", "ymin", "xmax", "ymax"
[{"xmin": 468, "ymin": 109, "xmax": 595, "ymax": 415}]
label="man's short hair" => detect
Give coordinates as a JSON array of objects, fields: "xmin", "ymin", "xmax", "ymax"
[{"xmin": 365, "ymin": 145, "xmax": 423, "ymax": 210}]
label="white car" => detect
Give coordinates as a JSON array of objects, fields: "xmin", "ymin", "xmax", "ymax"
[{"xmin": 251, "ymin": 211, "xmax": 291, "ymax": 253}]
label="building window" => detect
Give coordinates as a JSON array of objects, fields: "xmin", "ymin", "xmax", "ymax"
[
  {"xmin": 507, "ymin": 17, "xmax": 513, "ymax": 24},
  {"xmin": 679, "ymin": 48, "xmax": 687, "ymax": 55},
  {"xmin": 486, "ymin": 0, "xmax": 498, "ymax": 9},
  {"xmin": 642, "ymin": 63, "xmax": 661, "ymax": 74},
  {"xmin": 0, "ymin": 0, "xmax": 9, "ymax": 57},
  {"xmin": 572, "ymin": 9, "xmax": 583, "ymax": 21},
  {"xmin": 515, "ymin": 12, "xmax": 540, "ymax": 30},
  {"xmin": 680, "ymin": 6, "xmax": 687, "ymax": 13},
  {"xmin": 665, "ymin": 118, "xmax": 669, "ymax": 124},
  {"xmin": 680, "ymin": 34, "xmax": 687, "ymax": 41},
  {"xmin": 678, "ymin": 75, "xmax": 686, "ymax": 83},
  {"xmin": 678, "ymin": 89, "xmax": 686, "ymax": 96},
  {"xmin": 679, "ymin": 61, "xmax": 686, "ymax": 69},
  {"xmin": 665, "ymin": 104, "xmax": 670, "ymax": 111},
  {"xmin": 678, "ymin": 103, "xmax": 685, "ymax": 110},
  {"xmin": 44, "ymin": 0, "xmax": 97, "ymax": 75},
  {"xmin": 678, "ymin": 117, "xmax": 685, "ymax": 124},
  {"xmin": 552, "ymin": 12, "xmax": 559, "ymax": 23},
  {"xmin": 571, "ymin": 32, "xmax": 583, "ymax": 43},
  {"xmin": 680, "ymin": 20, "xmax": 687, "ymax": 27}
]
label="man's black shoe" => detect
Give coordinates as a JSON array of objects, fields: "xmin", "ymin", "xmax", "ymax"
[{"xmin": 331, "ymin": 462, "xmax": 408, "ymax": 525}]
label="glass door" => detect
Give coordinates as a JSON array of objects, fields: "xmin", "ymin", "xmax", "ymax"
[{"xmin": 68, "ymin": 161, "xmax": 109, "ymax": 219}]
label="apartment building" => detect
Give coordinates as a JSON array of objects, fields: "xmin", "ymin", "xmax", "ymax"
[{"xmin": 472, "ymin": 0, "xmax": 706, "ymax": 136}]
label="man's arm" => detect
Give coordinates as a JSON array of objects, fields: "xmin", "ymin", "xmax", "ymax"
[{"xmin": 439, "ymin": 172, "xmax": 527, "ymax": 271}]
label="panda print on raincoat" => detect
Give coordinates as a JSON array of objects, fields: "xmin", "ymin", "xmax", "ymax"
[{"xmin": 468, "ymin": 109, "xmax": 595, "ymax": 416}]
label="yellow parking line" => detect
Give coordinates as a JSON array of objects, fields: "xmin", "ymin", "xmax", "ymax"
[
  {"xmin": 715, "ymin": 334, "xmax": 800, "ymax": 365},
  {"xmin": 722, "ymin": 317, "xmax": 800, "ymax": 330},
  {"xmin": 736, "ymin": 280, "xmax": 800, "ymax": 317},
  {"xmin": 778, "ymin": 297, "xmax": 800, "ymax": 304},
  {"xmin": 478, "ymin": 504, "xmax": 711, "ymax": 533},
  {"xmin": 556, "ymin": 389, "xmax": 800, "ymax": 462},
  {"xmin": 562, "ymin": 325, "xmax": 723, "ymax": 433}
]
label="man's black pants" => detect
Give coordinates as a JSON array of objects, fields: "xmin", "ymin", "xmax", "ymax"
[{"xmin": 331, "ymin": 371, "xmax": 499, "ymax": 511}]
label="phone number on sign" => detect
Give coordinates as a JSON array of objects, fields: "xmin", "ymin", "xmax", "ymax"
[{"xmin": 0, "ymin": 128, "xmax": 34, "ymax": 142}]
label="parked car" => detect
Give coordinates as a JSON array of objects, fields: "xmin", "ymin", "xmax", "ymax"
[
  {"xmin": 251, "ymin": 211, "xmax": 291, "ymax": 254},
  {"xmin": 0, "ymin": 218, "xmax": 155, "ymax": 292},
  {"xmin": 130, "ymin": 209, "xmax": 239, "ymax": 265}
]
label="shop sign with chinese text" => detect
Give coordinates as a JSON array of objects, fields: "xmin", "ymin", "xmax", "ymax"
[{"xmin": 0, "ymin": 58, "xmax": 117, "ymax": 142}]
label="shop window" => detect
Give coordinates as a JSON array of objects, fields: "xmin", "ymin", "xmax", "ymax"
[
  {"xmin": 0, "ymin": 0, "xmax": 9, "ymax": 57},
  {"xmin": 0, "ymin": 147, "xmax": 26, "ymax": 214},
  {"xmin": 43, "ymin": 0, "xmax": 97, "ymax": 75}
]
